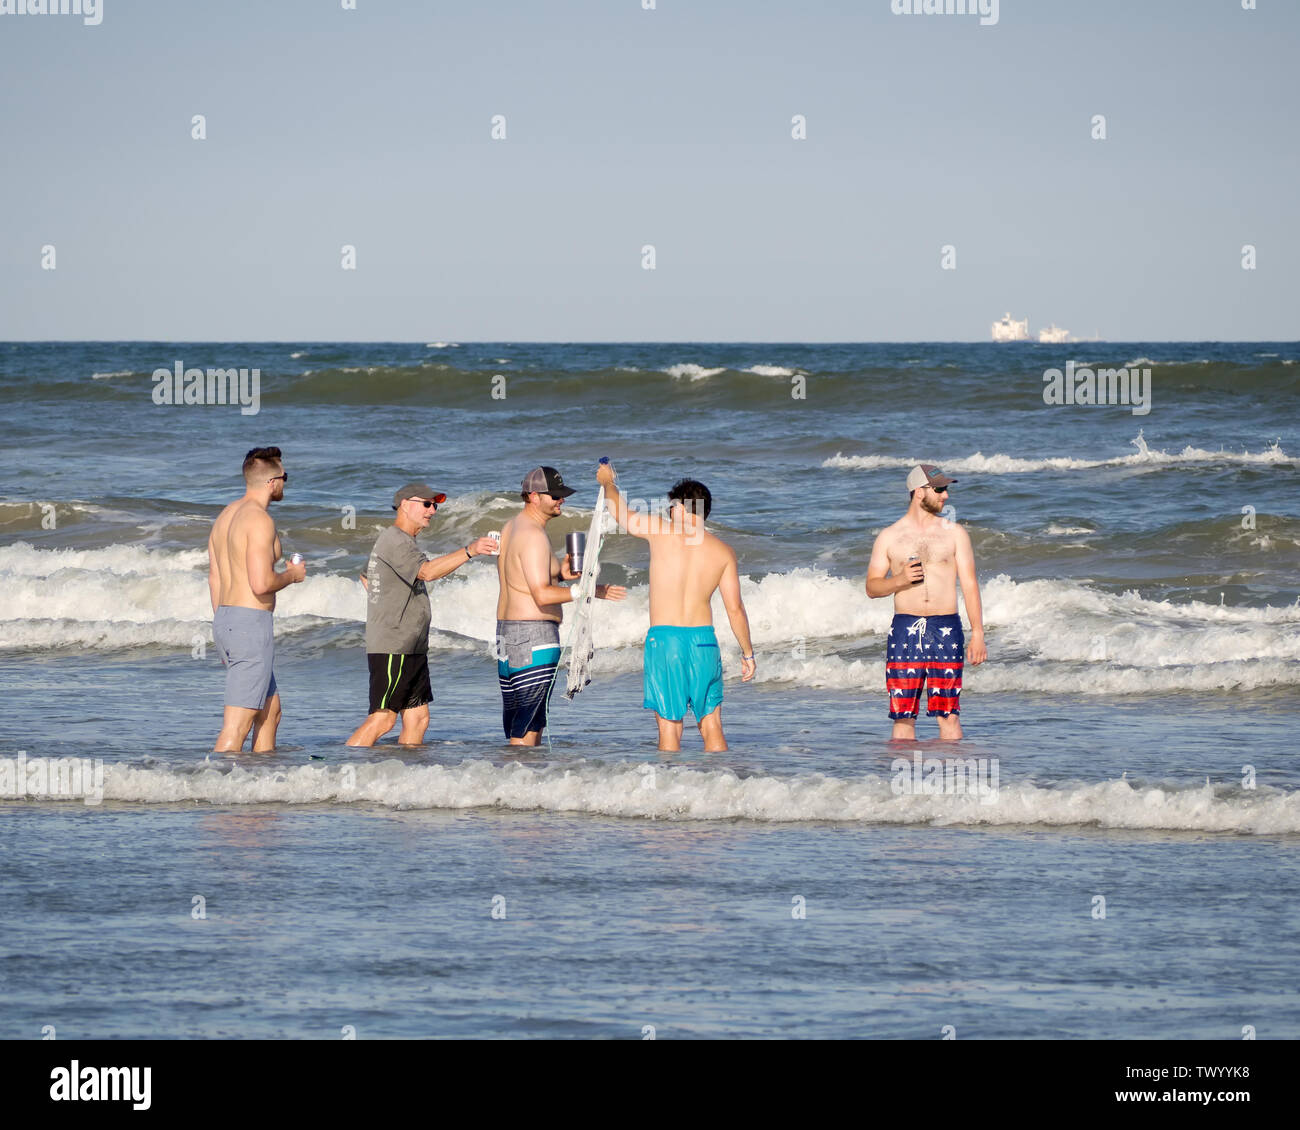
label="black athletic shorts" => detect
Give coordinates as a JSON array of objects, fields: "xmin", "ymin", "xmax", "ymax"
[{"xmin": 367, "ymin": 653, "xmax": 432, "ymax": 714}]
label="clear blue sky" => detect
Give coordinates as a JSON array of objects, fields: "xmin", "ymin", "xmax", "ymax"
[{"xmin": 2, "ymin": 0, "xmax": 1296, "ymax": 340}]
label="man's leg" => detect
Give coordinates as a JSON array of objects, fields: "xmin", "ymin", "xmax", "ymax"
[
  {"xmin": 347, "ymin": 710, "xmax": 398, "ymax": 747},
  {"xmin": 935, "ymin": 714, "xmax": 963, "ymax": 740},
  {"xmin": 697, "ymin": 706, "xmax": 727, "ymax": 753},
  {"xmin": 890, "ymin": 718, "xmax": 917, "ymax": 741},
  {"xmin": 927, "ymin": 651, "xmax": 963, "ymax": 740},
  {"xmin": 397, "ymin": 704, "xmax": 429, "ymax": 745},
  {"xmin": 512, "ymin": 729, "xmax": 543, "ymax": 748},
  {"xmin": 249, "ymin": 693, "xmax": 282, "ymax": 752},
  {"xmin": 655, "ymin": 714, "xmax": 685, "ymax": 752},
  {"xmin": 215, "ymin": 706, "xmax": 258, "ymax": 753}
]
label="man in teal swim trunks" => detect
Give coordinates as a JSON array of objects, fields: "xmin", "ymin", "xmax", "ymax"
[{"xmin": 597, "ymin": 463, "xmax": 756, "ymax": 752}]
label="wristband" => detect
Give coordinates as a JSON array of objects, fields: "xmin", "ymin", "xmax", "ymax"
[
  {"xmin": 743, "ymin": 653, "xmax": 754, "ymax": 661},
  {"xmin": 464, "ymin": 546, "xmax": 472, "ymax": 560}
]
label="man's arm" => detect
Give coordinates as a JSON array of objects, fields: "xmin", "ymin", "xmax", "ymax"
[
  {"xmin": 417, "ymin": 537, "xmax": 499, "ymax": 583},
  {"xmin": 550, "ymin": 553, "xmax": 579, "ymax": 583},
  {"xmin": 954, "ymin": 526, "xmax": 986, "ymax": 665},
  {"xmin": 719, "ymin": 550, "xmax": 756, "ymax": 682},
  {"xmin": 597, "ymin": 461, "xmax": 665, "ymax": 539},
  {"xmin": 520, "ymin": 529, "xmax": 575, "ymax": 608},
  {"xmin": 246, "ymin": 513, "xmax": 305, "ymax": 596},
  {"xmin": 865, "ymin": 531, "xmax": 917, "ymax": 597},
  {"xmin": 207, "ymin": 529, "xmax": 220, "ymax": 613}
]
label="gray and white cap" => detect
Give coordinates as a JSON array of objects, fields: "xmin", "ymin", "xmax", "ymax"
[
  {"xmin": 906, "ymin": 464, "xmax": 957, "ymax": 492},
  {"xmin": 520, "ymin": 466, "xmax": 576, "ymax": 498}
]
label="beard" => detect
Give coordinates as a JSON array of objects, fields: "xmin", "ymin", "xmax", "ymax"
[{"xmin": 921, "ymin": 494, "xmax": 944, "ymax": 515}]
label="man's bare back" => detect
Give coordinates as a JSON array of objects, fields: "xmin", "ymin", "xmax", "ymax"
[
  {"xmin": 646, "ymin": 527, "xmax": 733, "ymax": 627},
  {"xmin": 209, "ymin": 499, "xmax": 282, "ymax": 612}
]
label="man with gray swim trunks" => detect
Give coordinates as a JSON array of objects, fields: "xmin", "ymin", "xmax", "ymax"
[{"xmin": 207, "ymin": 446, "xmax": 305, "ymax": 753}]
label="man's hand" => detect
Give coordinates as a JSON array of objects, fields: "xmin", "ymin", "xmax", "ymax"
[
  {"xmin": 286, "ymin": 559, "xmax": 307, "ymax": 584},
  {"xmin": 967, "ymin": 629, "xmax": 987, "ymax": 666},
  {"xmin": 467, "ymin": 536, "xmax": 498, "ymax": 558},
  {"xmin": 596, "ymin": 461, "xmax": 616, "ymax": 488},
  {"xmin": 899, "ymin": 560, "xmax": 924, "ymax": 589},
  {"xmin": 740, "ymin": 654, "xmax": 756, "ymax": 682},
  {"xmin": 596, "ymin": 584, "xmax": 626, "ymax": 601},
  {"xmin": 560, "ymin": 554, "xmax": 581, "ymax": 582},
  {"xmin": 359, "ymin": 571, "xmax": 368, "ymax": 591}
]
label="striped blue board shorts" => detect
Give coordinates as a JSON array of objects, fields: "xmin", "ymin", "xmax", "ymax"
[{"xmin": 496, "ymin": 620, "xmax": 562, "ymax": 740}]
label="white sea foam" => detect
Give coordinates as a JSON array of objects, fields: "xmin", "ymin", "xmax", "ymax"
[
  {"xmin": 290, "ymin": 351, "xmax": 305, "ymax": 359},
  {"xmin": 664, "ymin": 363, "xmax": 726, "ymax": 381},
  {"xmin": 0, "ymin": 543, "xmax": 208, "ymax": 578},
  {"xmin": 823, "ymin": 433, "xmax": 1290, "ymax": 474},
  {"xmin": 90, "ymin": 370, "xmax": 137, "ymax": 380},
  {"xmin": 60, "ymin": 759, "xmax": 1300, "ymax": 834},
  {"xmin": 1043, "ymin": 525, "xmax": 1094, "ymax": 536},
  {"xmin": 0, "ymin": 542, "xmax": 365, "ymax": 649},
  {"xmin": 3, "ymin": 548, "xmax": 1296, "ymax": 693},
  {"xmin": 742, "ymin": 365, "xmax": 796, "ymax": 377}
]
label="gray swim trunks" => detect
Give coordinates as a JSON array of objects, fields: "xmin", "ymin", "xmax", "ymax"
[{"xmin": 213, "ymin": 606, "xmax": 278, "ymax": 709}]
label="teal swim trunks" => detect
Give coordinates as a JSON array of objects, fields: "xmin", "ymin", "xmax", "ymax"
[{"xmin": 642, "ymin": 625, "xmax": 724, "ymax": 722}]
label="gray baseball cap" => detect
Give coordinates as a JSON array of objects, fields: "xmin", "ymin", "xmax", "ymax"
[
  {"xmin": 392, "ymin": 481, "xmax": 447, "ymax": 509},
  {"xmin": 520, "ymin": 466, "xmax": 575, "ymax": 498}
]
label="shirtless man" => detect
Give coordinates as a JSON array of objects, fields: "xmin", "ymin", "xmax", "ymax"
[
  {"xmin": 598, "ymin": 462, "xmax": 755, "ymax": 752},
  {"xmin": 207, "ymin": 446, "xmax": 305, "ymax": 753},
  {"xmin": 495, "ymin": 466, "xmax": 626, "ymax": 745},
  {"xmin": 866, "ymin": 464, "xmax": 987, "ymax": 740}
]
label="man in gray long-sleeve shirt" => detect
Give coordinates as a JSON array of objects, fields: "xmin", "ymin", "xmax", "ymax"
[{"xmin": 346, "ymin": 481, "xmax": 497, "ymax": 746}]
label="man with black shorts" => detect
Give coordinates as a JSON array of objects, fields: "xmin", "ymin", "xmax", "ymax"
[{"xmin": 347, "ymin": 481, "xmax": 497, "ymax": 746}]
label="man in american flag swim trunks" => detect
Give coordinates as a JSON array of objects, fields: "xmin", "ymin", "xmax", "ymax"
[{"xmin": 866, "ymin": 464, "xmax": 987, "ymax": 740}]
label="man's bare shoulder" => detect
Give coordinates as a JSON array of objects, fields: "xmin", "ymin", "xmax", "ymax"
[
  {"xmin": 948, "ymin": 519, "xmax": 974, "ymax": 548},
  {"xmin": 230, "ymin": 500, "xmax": 271, "ymax": 532},
  {"xmin": 704, "ymin": 530, "xmax": 736, "ymax": 560},
  {"xmin": 504, "ymin": 515, "xmax": 547, "ymax": 551},
  {"xmin": 875, "ymin": 517, "xmax": 913, "ymax": 543},
  {"xmin": 211, "ymin": 500, "xmax": 241, "ymax": 529}
]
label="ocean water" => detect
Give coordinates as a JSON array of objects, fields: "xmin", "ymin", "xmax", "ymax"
[{"xmin": 1, "ymin": 340, "xmax": 1298, "ymax": 1039}]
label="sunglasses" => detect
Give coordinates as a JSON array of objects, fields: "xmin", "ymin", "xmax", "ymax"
[
  {"xmin": 930, "ymin": 485, "xmax": 948, "ymax": 493},
  {"xmin": 407, "ymin": 494, "xmax": 447, "ymax": 509},
  {"xmin": 268, "ymin": 472, "xmax": 288, "ymax": 483}
]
